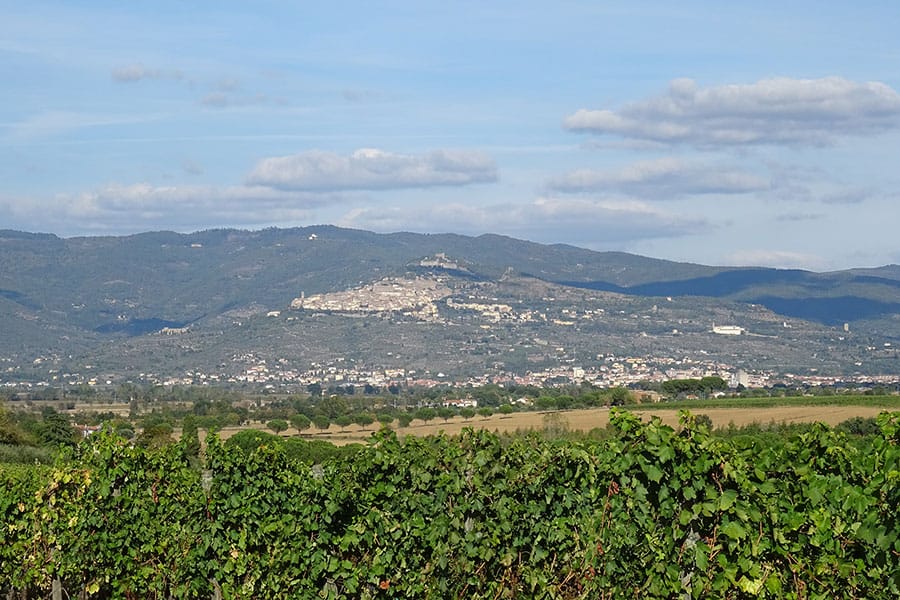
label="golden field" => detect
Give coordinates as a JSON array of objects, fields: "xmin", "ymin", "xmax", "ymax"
[{"xmin": 214, "ymin": 404, "xmax": 893, "ymax": 446}]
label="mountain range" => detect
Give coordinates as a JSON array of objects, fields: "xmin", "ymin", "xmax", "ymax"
[{"xmin": 1, "ymin": 226, "xmax": 898, "ymax": 383}]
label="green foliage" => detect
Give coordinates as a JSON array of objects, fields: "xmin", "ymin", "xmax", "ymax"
[
  {"xmin": 225, "ymin": 429, "xmax": 280, "ymax": 453},
  {"xmin": 0, "ymin": 444, "xmax": 54, "ymax": 464},
  {"xmin": 694, "ymin": 413, "xmax": 713, "ymax": 430},
  {"xmin": 37, "ymin": 407, "xmax": 76, "ymax": 448},
  {"xmin": 2, "ymin": 411, "xmax": 899, "ymax": 598},
  {"xmin": 312, "ymin": 414, "xmax": 331, "ymax": 431},
  {"xmin": 436, "ymin": 407, "xmax": 456, "ymax": 422},
  {"xmin": 415, "ymin": 407, "xmax": 437, "ymax": 423},
  {"xmin": 638, "ymin": 394, "xmax": 900, "ymax": 413},
  {"xmin": 289, "ymin": 413, "xmax": 311, "ymax": 433},
  {"xmin": 266, "ymin": 419, "xmax": 289, "ymax": 435},
  {"xmin": 181, "ymin": 415, "xmax": 201, "ymax": 459},
  {"xmin": 836, "ymin": 416, "xmax": 881, "ymax": 436},
  {"xmin": 224, "ymin": 429, "xmax": 357, "ymax": 466},
  {"xmin": 0, "ymin": 404, "xmax": 31, "ymax": 446},
  {"xmin": 661, "ymin": 376, "xmax": 727, "ymax": 398},
  {"xmin": 134, "ymin": 422, "xmax": 174, "ymax": 450},
  {"xmin": 607, "ymin": 386, "xmax": 631, "ymax": 406},
  {"xmin": 352, "ymin": 413, "xmax": 375, "ymax": 430}
]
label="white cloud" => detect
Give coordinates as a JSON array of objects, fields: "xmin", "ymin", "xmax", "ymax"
[
  {"xmin": 1, "ymin": 183, "xmax": 339, "ymax": 234},
  {"xmin": 564, "ymin": 77, "xmax": 900, "ymax": 146},
  {"xmin": 247, "ymin": 148, "xmax": 498, "ymax": 191},
  {"xmin": 520, "ymin": 197, "xmax": 706, "ymax": 242},
  {"xmin": 339, "ymin": 196, "xmax": 705, "ymax": 245},
  {"xmin": 547, "ymin": 157, "xmax": 770, "ymax": 196}
]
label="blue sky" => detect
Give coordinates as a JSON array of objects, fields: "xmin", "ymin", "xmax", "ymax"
[{"xmin": 2, "ymin": 1, "xmax": 900, "ymax": 270}]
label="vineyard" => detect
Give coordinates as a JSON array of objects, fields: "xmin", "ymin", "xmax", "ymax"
[{"xmin": 2, "ymin": 410, "xmax": 899, "ymax": 599}]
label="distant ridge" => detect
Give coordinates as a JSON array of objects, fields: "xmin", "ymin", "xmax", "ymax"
[{"xmin": 1, "ymin": 226, "xmax": 898, "ymax": 328}]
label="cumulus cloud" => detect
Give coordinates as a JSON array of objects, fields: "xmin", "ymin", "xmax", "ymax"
[
  {"xmin": 339, "ymin": 196, "xmax": 704, "ymax": 245},
  {"xmin": 547, "ymin": 157, "xmax": 770, "ymax": 196},
  {"xmin": 1, "ymin": 184, "xmax": 339, "ymax": 234},
  {"xmin": 518, "ymin": 197, "xmax": 706, "ymax": 242},
  {"xmin": 564, "ymin": 77, "xmax": 900, "ymax": 146},
  {"xmin": 247, "ymin": 148, "xmax": 498, "ymax": 191},
  {"xmin": 111, "ymin": 63, "xmax": 183, "ymax": 83}
]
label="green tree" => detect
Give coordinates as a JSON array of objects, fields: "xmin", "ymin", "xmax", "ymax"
[
  {"xmin": 699, "ymin": 376, "xmax": 728, "ymax": 395},
  {"xmin": 225, "ymin": 429, "xmax": 280, "ymax": 453},
  {"xmin": 318, "ymin": 395, "xmax": 349, "ymax": 419},
  {"xmin": 38, "ymin": 407, "xmax": 76, "ymax": 448},
  {"xmin": 836, "ymin": 416, "xmax": 880, "ymax": 436},
  {"xmin": 353, "ymin": 413, "xmax": 375, "ymax": 430},
  {"xmin": 415, "ymin": 407, "xmax": 436, "ymax": 424},
  {"xmin": 695, "ymin": 413, "xmax": 713, "ymax": 430},
  {"xmin": 555, "ymin": 395, "xmax": 574, "ymax": 410},
  {"xmin": 334, "ymin": 415, "xmax": 353, "ymax": 432},
  {"xmin": 0, "ymin": 404, "xmax": 29, "ymax": 445},
  {"xmin": 312, "ymin": 414, "xmax": 331, "ymax": 432},
  {"xmin": 181, "ymin": 415, "xmax": 201, "ymax": 459},
  {"xmin": 397, "ymin": 413, "xmax": 414, "ymax": 428},
  {"xmin": 437, "ymin": 407, "xmax": 456, "ymax": 422},
  {"xmin": 608, "ymin": 387, "xmax": 631, "ymax": 406},
  {"xmin": 499, "ymin": 404, "xmax": 515, "ymax": 416},
  {"xmin": 267, "ymin": 419, "xmax": 289, "ymax": 435},
  {"xmin": 290, "ymin": 413, "xmax": 311, "ymax": 434},
  {"xmin": 477, "ymin": 407, "xmax": 494, "ymax": 419},
  {"xmin": 662, "ymin": 378, "xmax": 704, "ymax": 397},
  {"xmin": 135, "ymin": 423, "xmax": 174, "ymax": 450},
  {"xmin": 376, "ymin": 413, "xmax": 394, "ymax": 428},
  {"xmin": 460, "ymin": 407, "xmax": 477, "ymax": 421},
  {"xmin": 535, "ymin": 396, "xmax": 557, "ymax": 411}
]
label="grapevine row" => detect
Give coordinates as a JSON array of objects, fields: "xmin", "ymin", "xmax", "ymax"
[{"xmin": 2, "ymin": 410, "xmax": 898, "ymax": 598}]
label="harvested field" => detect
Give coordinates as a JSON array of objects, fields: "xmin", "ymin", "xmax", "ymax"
[{"xmin": 221, "ymin": 404, "xmax": 896, "ymax": 446}]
